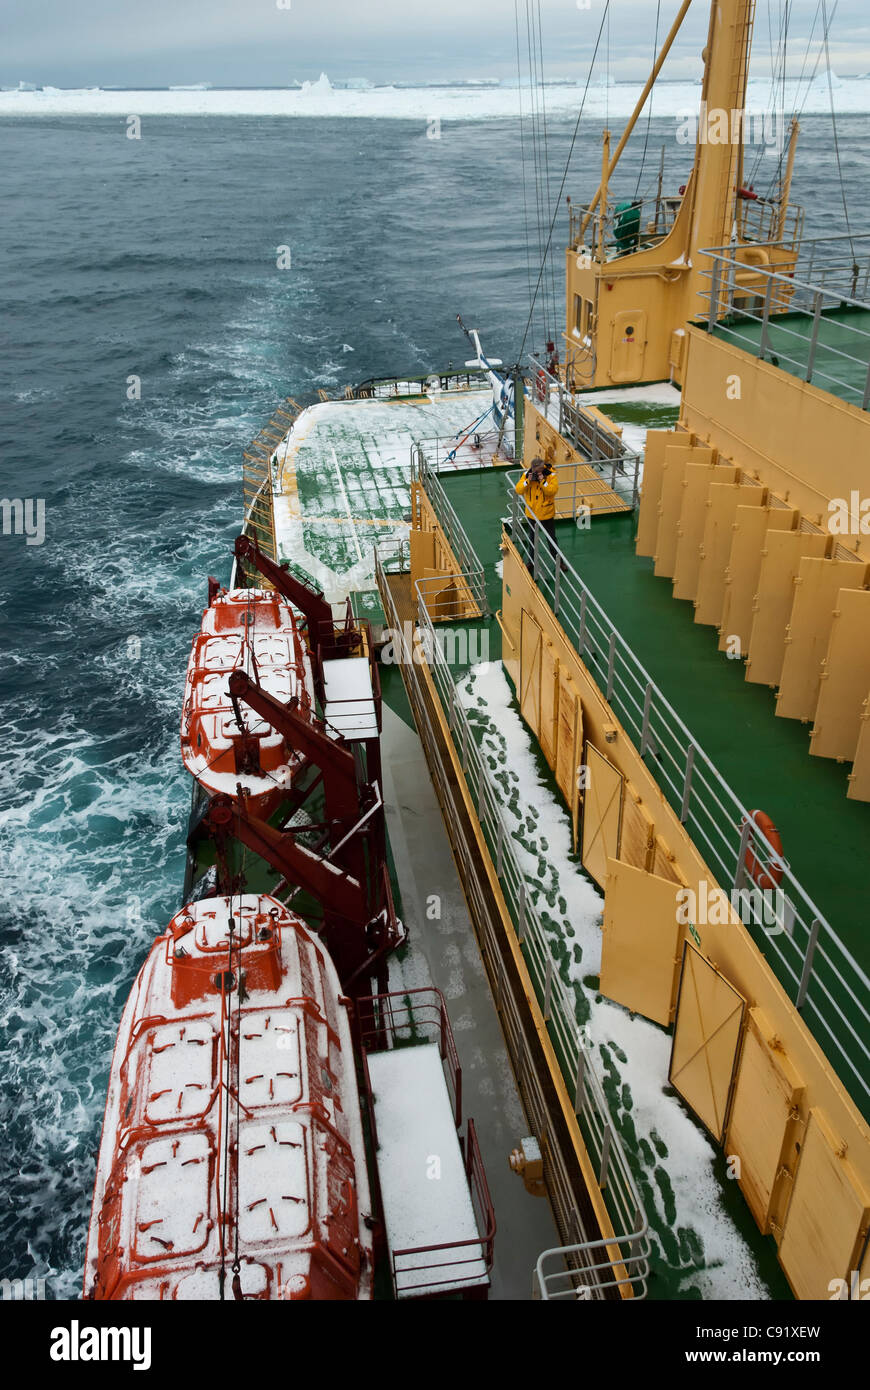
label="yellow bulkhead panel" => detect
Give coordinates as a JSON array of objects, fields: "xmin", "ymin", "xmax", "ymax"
[
  {"xmin": 580, "ymin": 743, "xmax": 624, "ymax": 890},
  {"xmin": 654, "ymin": 445, "xmax": 715, "ymax": 579},
  {"xmin": 847, "ymin": 698, "xmax": 870, "ymax": 802},
  {"xmin": 635, "ymin": 428, "xmax": 688, "ymax": 557},
  {"xmin": 744, "ymin": 529, "xmax": 829, "ymax": 684},
  {"xmin": 694, "ymin": 482, "xmax": 765, "ymax": 628},
  {"xmin": 725, "ymin": 1008, "xmax": 805, "ymax": 1234},
  {"xmin": 776, "ymin": 1108, "xmax": 870, "ymax": 1301},
  {"xmin": 600, "ymin": 858, "xmax": 684, "ymax": 1027},
  {"xmin": 776, "ymin": 558, "xmax": 870, "ymax": 722},
  {"xmin": 651, "ymin": 835, "xmax": 685, "ymax": 885},
  {"xmin": 409, "ymin": 526, "xmax": 436, "ymax": 578},
  {"xmin": 672, "ymin": 463, "xmax": 739, "ymax": 602},
  {"xmin": 618, "ymin": 780, "xmax": 656, "ymax": 874},
  {"xmin": 719, "ymin": 507, "xmax": 798, "ymax": 657},
  {"xmin": 411, "ymin": 482, "xmax": 481, "ymax": 620},
  {"xmin": 555, "ymin": 667, "xmax": 582, "ymax": 813},
  {"xmin": 810, "ymin": 588, "xmax": 870, "ymax": 763}
]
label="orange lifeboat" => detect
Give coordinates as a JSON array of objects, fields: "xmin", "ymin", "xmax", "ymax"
[
  {"xmin": 181, "ymin": 588, "xmax": 314, "ymax": 816},
  {"xmin": 84, "ymin": 894, "xmax": 373, "ymax": 1300}
]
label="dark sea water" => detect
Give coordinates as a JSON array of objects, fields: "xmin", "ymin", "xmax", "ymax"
[{"xmin": 0, "ymin": 112, "xmax": 865, "ymax": 1297}]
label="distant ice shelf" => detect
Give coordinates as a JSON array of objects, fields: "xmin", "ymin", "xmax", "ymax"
[{"xmin": 1, "ymin": 72, "xmax": 868, "ymax": 117}]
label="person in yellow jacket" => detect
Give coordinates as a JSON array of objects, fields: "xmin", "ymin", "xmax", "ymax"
[{"xmin": 515, "ymin": 456, "xmax": 559, "ymax": 564}]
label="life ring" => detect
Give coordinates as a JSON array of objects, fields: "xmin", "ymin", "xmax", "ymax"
[
  {"xmin": 742, "ymin": 809, "xmax": 784, "ymax": 891},
  {"xmin": 535, "ymin": 369, "xmax": 548, "ymax": 402}
]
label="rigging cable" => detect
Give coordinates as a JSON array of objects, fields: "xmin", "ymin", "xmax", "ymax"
[
  {"xmin": 634, "ymin": 0, "xmax": 663, "ymax": 200},
  {"xmin": 746, "ymin": 0, "xmax": 791, "ymax": 201},
  {"xmin": 793, "ymin": 0, "xmax": 832, "ymax": 123},
  {"xmin": 516, "ymin": 0, "xmax": 611, "ymax": 365},
  {"xmin": 515, "ymin": 0, "xmax": 535, "ymax": 316},
  {"xmin": 535, "ymin": 0, "xmax": 560, "ymax": 339},
  {"xmin": 525, "ymin": 0, "xmax": 549, "ymax": 342},
  {"xmin": 821, "ymin": 0, "xmax": 855, "ymax": 264},
  {"xmin": 633, "ymin": 0, "xmax": 661, "ymax": 201}
]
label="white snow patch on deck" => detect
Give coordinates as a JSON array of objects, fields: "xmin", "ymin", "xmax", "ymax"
[
  {"xmin": 322, "ymin": 656, "xmax": 378, "ymax": 740},
  {"xmin": 368, "ymin": 1043, "xmax": 487, "ymax": 1298},
  {"xmin": 458, "ymin": 661, "xmax": 603, "ymax": 979},
  {"xmin": 576, "ymin": 383, "xmax": 682, "ymax": 408},
  {"xmin": 457, "ymin": 661, "xmax": 769, "ymax": 1300},
  {"xmin": 587, "ymin": 1005, "xmax": 768, "ymax": 1301}
]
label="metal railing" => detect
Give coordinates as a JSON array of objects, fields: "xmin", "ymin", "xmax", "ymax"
[
  {"xmin": 570, "ymin": 196, "xmax": 803, "ymax": 263},
  {"xmin": 534, "ymin": 1233, "xmax": 651, "ymax": 1301},
  {"xmin": 356, "ymin": 990, "xmax": 495, "ymax": 1299},
  {"xmin": 739, "ymin": 197, "xmax": 804, "ymax": 250},
  {"xmin": 374, "ymin": 538, "xmax": 651, "ymax": 1298},
  {"xmin": 389, "ymin": 1118, "xmax": 494, "ymax": 1300},
  {"xmin": 525, "ymin": 356, "xmax": 641, "ymax": 485},
  {"xmin": 356, "ymin": 987, "xmax": 463, "ymax": 1124},
  {"xmin": 412, "ymin": 446, "xmax": 488, "ymax": 614},
  {"xmin": 697, "ymin": 235, "xmax": 870, "ymax": 409},
  {"xmin": 352, "ymin": 367, "xmax": 491, "ymax": 399},
  {"xmin": 505, "ymin": 486, "xmax": 870, "ymax": 1117},
  {"xmin": 417, "ymin": 426, "xmax": 515, "ymax": 473},
  {"xmin": 570, "ymin": 194, "xmax": 684, "ymax": 257},
  {"xmin": 561, "ymin": 397, "xmax": 631, "ymax": 470},
  {"xmin": 508, "ymin": 458, "xmax": 639, "ymax": 520}
]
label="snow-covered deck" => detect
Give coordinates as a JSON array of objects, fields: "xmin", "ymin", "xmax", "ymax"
[
  {"xmin": 321, "ymin": 655, "xmax": 378, "ymax": 741},
  {"xmin": 272, "ymin": 389, "xmax": 502, "ymax": 604},
  {"xmin": 367, "ymin": 1042, "xmax": 489, "ymax": 1299}
]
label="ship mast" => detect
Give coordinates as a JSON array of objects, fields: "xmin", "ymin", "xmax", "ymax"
[
  {"xmin": 684, "ymin": 0, "xmax": 756, "ymax": 262},
  {"xmin": 564, "ymin": 0, "xmax": 799, "ymax": 390}
]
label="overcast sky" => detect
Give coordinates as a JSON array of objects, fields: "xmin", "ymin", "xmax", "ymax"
[{"xmin": 3, "ymin": 0, "xmax": 869, "ymax": 89}]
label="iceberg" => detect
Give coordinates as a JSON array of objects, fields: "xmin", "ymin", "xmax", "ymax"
[{"xmin": 300, "ymin": 72, "xmax": 333, "ymax": 97}]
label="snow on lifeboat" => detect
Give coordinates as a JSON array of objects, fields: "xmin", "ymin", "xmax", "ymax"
[
  {"xmin": 181, "ymin": 586, "xmax": 315, "ymax": 816},
  {"xmin": 84, "ymin": 894, "xmax": 373, "ymax": 1300}
]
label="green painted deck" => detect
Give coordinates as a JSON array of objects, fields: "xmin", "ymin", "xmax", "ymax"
[
  {"xmin": 711, "ymin": 305, "xmax": 870, "ymax": 408},
  {"xmin": 437, "ymin": 465, "xmax": 870, "ymax": 973}
]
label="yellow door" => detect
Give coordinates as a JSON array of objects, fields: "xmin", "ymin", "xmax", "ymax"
[
  {"xmin": 669, "ymin": 944, "xmax": 745, "ymax": 1143},
  {"xmin": 520, "ymin": 610, "xmax": 542, "ymax": 738},
  {"xmin": 580, "ymin": 743, "xmax": 624, "ymax": 889},
  {"xmin": 609, "ymin": 309, "xmax": 647, "ymax": 384}
]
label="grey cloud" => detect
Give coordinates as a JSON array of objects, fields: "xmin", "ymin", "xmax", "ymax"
[{"xmin": 2, "ymin": 0, "xmax": 869, "ymax": 89}]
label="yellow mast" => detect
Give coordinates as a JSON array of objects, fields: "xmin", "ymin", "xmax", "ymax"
[
  {"xmin": 776, "ymin": 116, "xmax": 800, "ymax": 242},
  {"xmin": 597, "ymin": 130, "xmax": 611, "ymax": 264},
  {"xmin": 564, "ymin": 0, "xmax": 798, "ymax": 389},
  {"xmin": 684, "ymin": 0, "xmax": 756, "ymax": 260},
  {"xmin": 579, "ymin": 0, "xmax": 695, "ymax": 241}
]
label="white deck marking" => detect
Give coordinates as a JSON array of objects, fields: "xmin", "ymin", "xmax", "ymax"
[{"xmin": 330, "ymin": 446, "xmax": 364, "ymax": 564}]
